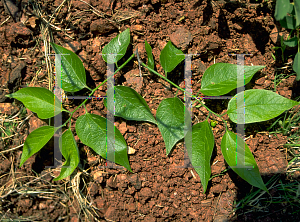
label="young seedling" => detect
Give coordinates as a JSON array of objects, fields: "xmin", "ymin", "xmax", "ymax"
[
  {"xmin": 6, "ymin": 29, "xmax": 300, "ymax": 193},
  {"xmin": 274, "ymin": 0, "xmax": 300, "ymax": 80}
]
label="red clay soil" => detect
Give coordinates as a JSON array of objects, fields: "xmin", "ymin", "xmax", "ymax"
[{"xmin": 0, "ymin": 0, "xmax": 300, "ymax": 221}]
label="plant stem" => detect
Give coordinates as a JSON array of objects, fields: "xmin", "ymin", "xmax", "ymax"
[
  {"xmin": 297, "ymin": 27, "xmax": 300, "ymax": 52},
  {"xmin": 61, "ymin": 53, "xmax": 135, "ymax": 127},
  {"xmin": 284, "ymin": 144, "xmax": 300, "ymax": 147},
  {"xmin": 141, "ymin": 62, "xmax": 226, "ymax": 123}
]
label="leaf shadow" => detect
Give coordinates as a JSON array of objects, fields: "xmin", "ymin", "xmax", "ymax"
[{"xmin": 217, "ymin": 8, "xmax": 230, "ymax": 39}]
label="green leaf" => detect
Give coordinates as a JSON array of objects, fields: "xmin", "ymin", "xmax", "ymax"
[
  {"xmin": 221, "ymin": 130, "xmax": 267, "ymax": 191},
  {"xmin": 200, "ymin": 63, "xmax": 265, "ymax": 96},
  {"xmin": 283, "ymin": 36, "xmax": 298, "ymax": 47},
  {"xmin": 279, "ymin": 14, "xmax": 296, "ymax": 29},
  {"xmin": 53, "ymin": 129, "xmax": 80, "ymax": 181},
  {"xmin": 185, "ymin": 121, "xmax": 214, "ymax": 193},
  {"xmin": 75, "ymin": 113, "xmax": 132, "ymax": 172},
  {"xmin": 6, "ymin": 87, "xmax": 65, "ymax": 119},
  {"xmin": 227, "ymin": 89, "xmax": 299, "ymax": 124},
  {"xmin": 156, "ymin": 97, "xmax": 185, "ymax": 155},
  {"xmin": 275, "ymin": 0, "xmax": 293, "ymax": 21},
  {"xmin": 50, "ymin": 43, "xmax": 87, "ymax": 92},
  {"xmin": 102, "ymin": 28, "xmax": 130, "ymax": 64},
  {"xmin": 145, "ymin": 41, "xmax": 155, "ymax": 70},
  {"xmin": 160, "ymin": 41, "xmax": 185, "ymax": 73},
  {"xmin": 293, "ymin": 52, "xmax": 300, "ymax": 81},
  {"xmin": 107, "ymin": 86, "xmax": 156, "ymax": 124},
  {"xmin": 294, "ymin": 0, "xmax": 300, "ymax": 28},
  {"xmin": 20, "ymin": 126, "xmax": 57, "ymax": 167}
]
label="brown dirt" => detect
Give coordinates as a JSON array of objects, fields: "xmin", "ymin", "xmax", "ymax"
[{"xmin": 1, "ymin": 0, "xmax": 300, "ymax": 221}]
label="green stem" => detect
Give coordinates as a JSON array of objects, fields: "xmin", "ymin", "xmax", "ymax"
[
  {"xmin": 206, "ymin": 112, "xmax": 211, "ymax": 121},
  {"xmin": 175, "ymin": 88, "xmax": 179, "ymax": 97},
  {"xmin": 141, "ymin": 62, "xmax": 226, "ymax": 124},
  {"xmin": 284, "ymin": 144, "xmax": 300, "ymax": 147},
  {"xmin": 86, "ymin": 86, "xmax": 93, "ymax": 92},
  {"xmin": 220, "ymin": 111, "xmax": 228, "ymax": 117},
  {"xmin": 297, "ymin": 27, "xmax": 300, "ymax": 52},
  {"xmin": 61, "ymin": 53, "xmax": 135, "ymax": 127}
]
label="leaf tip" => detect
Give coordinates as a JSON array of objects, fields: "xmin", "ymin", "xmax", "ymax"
[
  {"xmin": 5, "ymin": 94, "xmax": 12, "ymax": 98},
  {"xmin": 19, "ymin": 159, "xmax": 25, "ymax": 168}
]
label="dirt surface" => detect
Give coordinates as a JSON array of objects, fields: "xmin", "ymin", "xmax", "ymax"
[{"xmin": 1, "ymin": 0, "xmax": 300, "ymax": 221}]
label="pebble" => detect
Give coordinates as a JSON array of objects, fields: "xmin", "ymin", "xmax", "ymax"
[
  {"xmin": 169, "ymin": 27, "xmax": 193, "ymax": 50},
  {"xmin": 90, "ymin": 20, "xmax": 117, "ymax": 35}
]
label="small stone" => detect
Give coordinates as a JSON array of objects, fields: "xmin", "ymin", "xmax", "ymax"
[
  {"xmin": 157, "ymin": 40, "xmax": 167, "ymax": 50},
  {"xmin": 134, "ymin": 43, "xmax": 146, "ymax": 59},
  {"xmin": 270, "ymin": 26, "xmax": 279, "ymax": 44},
  {"xmin": 124, "ymin": 69, "xmax": 143, "ymax": 93},
  {"xmin": 128, "ymin": 147, "xmax": 136, "ymax": 154},
  {"xmin": 255, "ymin": 77, "xmax": 265, "ymax": 85},
  {"xmin": 127, "ymin": 125, "xmax": 136, "ymax": 133},
  {"xmin": 264, "ymin": 79, "xmax": 272, "ymax": 88},
  {"xmin": 127, "ymin": 174, "xmax": 142, "ymax": 190},
  {"xmin": 127, "ymin": 203, "xmax": 136, "ymax": 212},
  {"xmin": 26, "ymin": 16, "xmax": 38, "ymax": 28},
  {"xmin": 39, "ymin": 202, "xmax": 47, "ymax": 210},
  {"xmin": 270, "ymin": 25, "xmax": 288, "ymax": 44},
  {"xmin": 92, "ymin": 38, "xmax": 101, "ymax": 53},
  {"xmin": 9, "ymin": 61, "xmax": 26, "ymax": 84},
  {"xmin": 293, "ymin": 170, "xmax": 300, "ymax": 179},
  {"xmin": 232, "ymin": 22, "xmax": 243, "ymax": 31},
  {"xmin": 117, "ymin": 174, "xmax": 127, "ymax": 181},
  {"xmin": 107, "ymin": 176, "xmax": 117, "ymax": 188},
  {"xmin": 93, "ymin": 171, "xmax": 104, "ymax": 183},
  {"xmin": 169, "ymin": 27, "xmax": 193, "ymax": 50},
  {"xmin": 132, "ymin": 24, "xmax": 144, "ymax": 31},
  {"xmin": 198, "ymin": 61, "xmax": 206, "ymax": 73},
  {"xmin": 104, "ymin": 206, "xmax": 117, "ymax": 220},
  {"xmin": 87, "ymin": 155, "xmax": 97, "ymax": 164},
  {"xmin": 52, "ymin": 169, "xmax": 61, "ymax": 178},
  {"xmin": 118, "ymin": 122, "xmax": 127, "ymax": 134},
  {"xmin": 90, "ymin": 20, "xmax": 117, "ymax": 35},
  {"xmin": 140, "ymin": 187, "xmax": 152, "ymax": 199}
]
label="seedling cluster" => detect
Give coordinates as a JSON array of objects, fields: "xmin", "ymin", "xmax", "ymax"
[
  {"xmin": 6, "ymin": 28, "xmax": 300, "ymax": 193},
  {"xmin": 274, "ymin": 0, "xmax": 300, "ymax": 80}
]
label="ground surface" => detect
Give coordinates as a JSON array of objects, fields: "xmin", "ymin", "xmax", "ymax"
[{"xmin": 0, "ymin": 0, "xmax": 300, "ymax": 221}]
